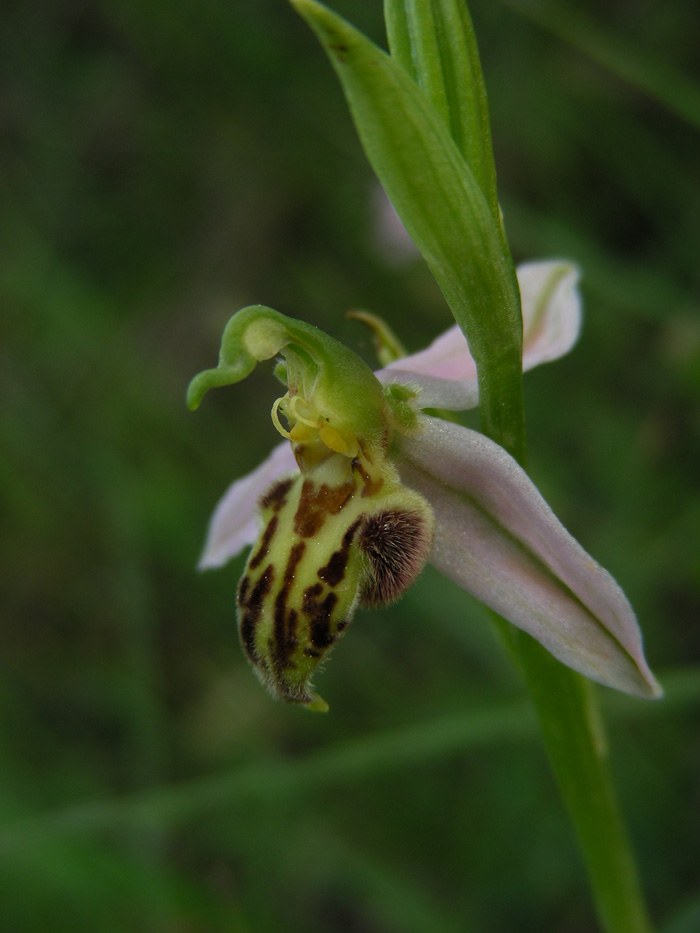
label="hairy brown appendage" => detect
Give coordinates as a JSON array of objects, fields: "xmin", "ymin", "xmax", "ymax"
[{"xmin": 359, "ymin": 509, "xmax": 434, "ymax": 607}]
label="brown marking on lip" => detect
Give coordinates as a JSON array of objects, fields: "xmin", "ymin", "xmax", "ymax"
[
  {"xmin": 283, "ymin": 541, "xmax": 306, "ymax": 590},
  {"xmin": 302, "ymin": 582, "xmax": 323, "ymax": 604},
  {"xmin": 302, "ymin": 582, "xmax": 339, "ymax": 649},
  {"xmin": 317, "ymin": 517, "xmax": 362, "ymax": 587},
  {"xmin": 352, "ymin": 459, "xmax": 384, "ymax": 498},
  {"xmin": 248, "ymin": 514, "xmax": 278, "ymax": 570},
  {"xmin": 275, "ymin": 607, "xmax": 298, "ymax": 667},
  {"xmin": 259, "ymin": 477, "xmax": 294, "ymax": 513},
  {"xmin": 272, "ymin": 541, "xmax": 306, "ymax": 672},
  {"xmin": 293, "ymin": 479, "xmax": 355, "ymax": 538},
  {"xmin": 238, "ymin": 563, "xmax": 274, "ymax": 662}
]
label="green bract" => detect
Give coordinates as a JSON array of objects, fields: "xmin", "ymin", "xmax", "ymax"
[{"xmin": 290, "ymin": 0, "xmax": 524, "ymax": 462}]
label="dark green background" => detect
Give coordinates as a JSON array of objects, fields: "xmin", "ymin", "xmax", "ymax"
[{"xmin": 2, "ymin": 1, "xmax": 699, "ymax": 930}]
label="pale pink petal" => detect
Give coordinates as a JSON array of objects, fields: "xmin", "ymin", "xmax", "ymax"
[
  {"xmin": 376, "ymin": 363, "xmax": 480, "ymax": 410},
  {"xmin": 375, "ymin": 260, "xmax": 581, "ymax": 411},
  {"xmin": 198, "ymin": 441, "xmax": 298, "ymax": 570},
  {"xmin": 394, "ymin": 416, "xmax": 661, "ymax": 698},
  {"xmin": 375, "ymin": 324, "xmax": 478, "ymax": 409},
  {"xmin": 519, "ymin": 260, "xmax": 582, "ymax": 371},
  {"xmin": 382, "ymin": 323, "xmax": 476, "ymax": 382}
]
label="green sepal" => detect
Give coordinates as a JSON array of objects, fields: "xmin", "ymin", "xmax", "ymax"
[{"xmin": 289, "ymin": 0, "xmax": 525, "ymax": 462}]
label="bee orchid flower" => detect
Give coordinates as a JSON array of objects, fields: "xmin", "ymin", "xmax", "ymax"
[{"xmin": 188, "ymin": 261, "xmax": 661, "ymax": 711}]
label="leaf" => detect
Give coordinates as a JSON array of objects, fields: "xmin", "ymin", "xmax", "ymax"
[
  {"xmin": 290, "ymin": 0, "xmax": 525, "ymax": 462},
  {"xmin": 384, "ymin": 0, "xmax": 501, "ymax": 222}
]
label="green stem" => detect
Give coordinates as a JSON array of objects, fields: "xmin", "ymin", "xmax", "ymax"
[
  {"xmin": 528, "ymin": 643, "xmax": 653, "ymax": 932},
  {"xmin": 488, "ymin": 410, "xmax": 654, "ymax": 932}
]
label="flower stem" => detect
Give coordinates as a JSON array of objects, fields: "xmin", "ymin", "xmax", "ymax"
[
  {"xmin": 494, "ymin": 616, "xmax": 654, "ymax": 931},
  {"xmin": 486, "ymin": 390, "xmax": 654, "ymax": 930},
  {"xmin": 480, "ymin": 252, "xmax": 654, "ymax": 930}
]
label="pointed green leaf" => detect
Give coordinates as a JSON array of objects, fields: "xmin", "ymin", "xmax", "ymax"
[
  {"xmin": 384, "ymin": 0, "xmax": 501, "ymax": 223},
  {"xmin": 290, "ymin": 0, "xmax": 525, "ymax": 462}
]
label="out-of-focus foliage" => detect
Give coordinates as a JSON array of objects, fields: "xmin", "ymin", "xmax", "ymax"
[{"xmin": 1, "ymin": 1, "xmax": 699, "ymax": 931}]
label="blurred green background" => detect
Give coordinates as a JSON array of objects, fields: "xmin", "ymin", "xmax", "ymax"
[{"xmin": 2, "ymin": 1, "xmax": 699, "ymax": 930}]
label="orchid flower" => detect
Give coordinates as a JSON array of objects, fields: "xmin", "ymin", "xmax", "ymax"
[{"xmin": 188, "ymin": 260, "xmax": 661, "ymax": 711}]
